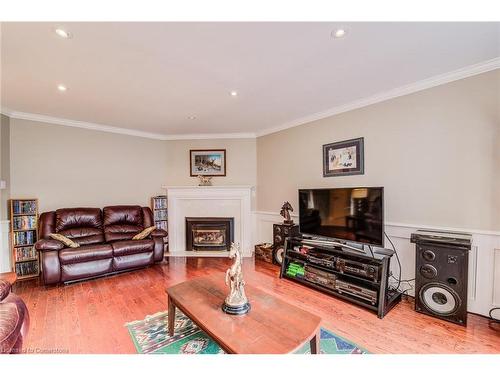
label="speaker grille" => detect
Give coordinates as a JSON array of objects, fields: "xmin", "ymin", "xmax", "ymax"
[{"xmin": 419, "ymin": 283, "xmax": 461, "ymax": 316}]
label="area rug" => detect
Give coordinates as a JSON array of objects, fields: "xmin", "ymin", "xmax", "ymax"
[{"xmin": 125, "ymin": 311, "xmax": 369, "ymax": 354}]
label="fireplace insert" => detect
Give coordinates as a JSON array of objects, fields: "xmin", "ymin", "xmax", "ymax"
[{"xmin": 185, "ymin": 217, "xmax": 234, "ymax": 251}]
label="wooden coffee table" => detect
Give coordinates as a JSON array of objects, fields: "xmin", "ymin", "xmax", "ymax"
[{"xmin": 166, "ymin": 274, "xmax": 322, "ymax": 354}]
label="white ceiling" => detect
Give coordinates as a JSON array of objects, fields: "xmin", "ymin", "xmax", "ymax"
[{"xmin": 1, "ymin": 22, "xmax": 499, "ymax": 138}]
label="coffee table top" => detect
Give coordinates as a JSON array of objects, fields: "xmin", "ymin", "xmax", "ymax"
[{"xmin": 166, "ymin": 273, "xmax": 322, "ymax": 354}]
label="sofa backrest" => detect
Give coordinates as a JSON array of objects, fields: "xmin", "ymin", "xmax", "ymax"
[
  {"xmin": 38, "ymin": 205, "xmax": 155, "ymax": 245},
  {"xmin": 103, "ymin": 205, "xmax": 145, "ymax": 242},
  {"xmin": 55, "ymin": 208, "xmax": 104, "ymax": 246}
]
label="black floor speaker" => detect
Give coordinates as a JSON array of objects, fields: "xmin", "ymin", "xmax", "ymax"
[
  {"xmin": 272, "ymin": 223, "xmax": 299, "ymax": 265},
  {"xmin": 410, "ymin": 230, "xmax": 472, "ymax": 326}
]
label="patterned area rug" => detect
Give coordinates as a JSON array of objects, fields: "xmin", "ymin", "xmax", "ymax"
[{"xmin": 125, "ymin": 311, "xmax": 369, "ymax": 354}]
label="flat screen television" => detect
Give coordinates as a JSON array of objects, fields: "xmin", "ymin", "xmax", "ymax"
[{"xmin": 298, "ymin": 187, "xmax": 384, "ymax": 246}]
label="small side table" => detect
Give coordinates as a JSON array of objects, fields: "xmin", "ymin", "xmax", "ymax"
[{"xmin": 0, "ymin": 272, "xmax": 17, "ymax": 287}]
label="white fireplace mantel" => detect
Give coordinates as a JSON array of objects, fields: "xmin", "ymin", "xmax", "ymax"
[{"xmin": 164, "ymin": 185, "xmax": 255, "ymax": 257}]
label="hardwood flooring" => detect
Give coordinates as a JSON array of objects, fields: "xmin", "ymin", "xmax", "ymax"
[{"xmin": 12, "ymin": 257, "xmax": 500, "ymax": 354}]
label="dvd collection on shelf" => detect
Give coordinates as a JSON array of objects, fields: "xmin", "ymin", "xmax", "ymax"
[
  {"xmin": 151, "ymin": 195, "xmax": 168, "ymax": 241},
  {"xmin": 15, "ymin": 246, "xmax": 37, "ymax": 262},
  {"xmin": 14, "ymin": 230, "xmax": 36, "ymax": 246},
  {"xmin": 13, "ymin": 215, "xmax": 37, "ymax": 230},
  {"xmin": 15, "ymin": 261, "xmax": 39, "ymax": 277},
  {"xmin": 12, "ymin": 200, "xmax": 37, "ymax": 215},
  {"xmin": 153, "ymin": 196, "xmax": 167, "ymax": 209},
  {"xmin": 154, "ymin": 209, "xmax": 168, "ymax": 221},
  {"xmin": 153, "ymin": 196, "xmax": 168, "ymax": 228},
  {"xmin": 155, "ymin": 220, "xmax": 168, "ymax": 230},
  {"xmin": 9, "ymin": 199, "xmax": 40, "ymax": 279}
]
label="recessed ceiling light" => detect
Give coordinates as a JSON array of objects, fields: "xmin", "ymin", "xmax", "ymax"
[
  {"xmin": 332, "ymin": 29, "xmax": 347, "ymax": 38},
  {"xmin": 230, "ymin": 90, "xmax": 238, "ymax": 97},
  {"xmin": 57, "ymin": 84, "xmax": 67, "ymax": 92},
  {"xmin": 54, "ymin": 28, "xmax": 72, "ymax": 39},
  {"xmin": 187, "ymin": 116, "xmax": 197, "ymax": 120}
]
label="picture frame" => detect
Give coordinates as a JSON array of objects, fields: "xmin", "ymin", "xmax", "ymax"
[
  {"xmin": 190, "ymin": 149, "xmax": 226, "ymax": 177},
  {"xmin": 323, "ymin": 137, "xmax": 364, "ymax": 177}
]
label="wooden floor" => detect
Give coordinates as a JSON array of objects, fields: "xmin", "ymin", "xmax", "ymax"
[{"xmin": 12, "ymin": 257, "xmax": 500, "ymax": 354}]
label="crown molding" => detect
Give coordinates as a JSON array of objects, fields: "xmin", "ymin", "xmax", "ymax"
[
  {"xmin": 0, "ymin": 108, "xmax": 257, "ymax": 141},
  {"xmin": 1, "ymin": 108, "xmax": 171, "ymax": 140},
  {"xmin": 256, "ymin": 57, "xmax": 500, "ymax": 137},
  {"xmin": 162, "ymin": 132, "xmax": 256, "ymax": 140},
  {"xmin": 2, "ymin": 57, "xmax": 498, "ymax": 141}
]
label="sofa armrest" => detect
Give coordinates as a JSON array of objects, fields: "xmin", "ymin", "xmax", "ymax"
[
  {"xmin": 150, "ymin": 229, "xmax": 167, "ymax": 238},
  {"xmin": 35, "ymin": 239, "xmax": 64, "ymax": 251},
  {"xmin": 0, "ymin": 280, "xmax": 11, "ymax": 301}
]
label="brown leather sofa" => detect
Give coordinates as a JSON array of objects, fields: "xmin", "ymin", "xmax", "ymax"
[
  {"xmin": 0, "ymin": 280, "xmax": 29, "ymax": 354},
  {"xmin": 35, "ymin": 205, "xmax": 167, "ymax": 285}
]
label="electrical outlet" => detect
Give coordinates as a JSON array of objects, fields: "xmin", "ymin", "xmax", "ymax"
[{"xmin": 0, "ymin": 180, "xmax": 6, "ymax": 190}]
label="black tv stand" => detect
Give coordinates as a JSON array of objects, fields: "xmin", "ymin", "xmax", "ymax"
[
  {"xmin": 300, "ymin": 237, "xmax": 367, "ymax": 253},
  {"xmin": 279, "ymin": 236, "xmax": 402, "ymax": 318}
]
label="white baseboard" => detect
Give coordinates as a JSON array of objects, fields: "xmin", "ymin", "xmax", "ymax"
[{"xmin": 252, "ymin": 211, "xmax": 500, "ymax": 318}]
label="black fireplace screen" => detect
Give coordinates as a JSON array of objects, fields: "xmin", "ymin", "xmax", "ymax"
[{"xmin": 185, "ymin": 217, "xmax": 234, "ymax": 251}]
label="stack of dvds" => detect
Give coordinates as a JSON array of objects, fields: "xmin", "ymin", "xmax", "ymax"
[
  {"xmin": 15, "ymin": 261, "xmax": 39, "ymax": 277},
  {"xmin": 15, "ymin": 246, "xmax": 37, "ymax": 262},
  {"xmin": 14, "ymin": 230, "xmax": 36, "ymax": 246},
  {"xmin": 13, "ymin": 215, "xmax": 36, "ymax": 230},
  {"xmin": 12, "ymin": 200, "xmax": 37, "ymax": 215}
]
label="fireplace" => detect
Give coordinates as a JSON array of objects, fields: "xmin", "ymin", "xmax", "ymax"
[{"xmin": 185, "ymin": 217, "xmax": 234, "ymax": 251}]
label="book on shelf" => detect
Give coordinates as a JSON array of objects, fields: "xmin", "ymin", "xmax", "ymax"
[
  {"xmin": 154, "ymin": 209, "xmax": 168, "ymax": 221},
  {"xmin": 153, "ymin": 196, "xmax": 167, "ymax": 209},
  {"xmin": 13, "ymin": 230, "xmax": 36, "ymax": 246},
  {"xmin": 155, "ymin": 221, "xmax": 168, "ymax": 230},
  {"xmin": 15, "ymin": 260, "xmax": 39, "ymax": 277},
  {"xmin": 12, "ymin": 200, "xmax": 37, "ymax": 215},
  {"xmin": 15, "ymin": 246, "xmax": 37, "ymax": 262},
  {"xmin": 13, "ymin": 215, "xmax": 37, "ymax": 230}
]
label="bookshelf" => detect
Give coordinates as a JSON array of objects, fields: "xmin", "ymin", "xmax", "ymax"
[
  {"xmin": 151, "ymin": 195, "xmax": 168, "ymax": 250},
  {"xmin": 9, "ymin": 199, "xmax": 40, "ymax": 280}
]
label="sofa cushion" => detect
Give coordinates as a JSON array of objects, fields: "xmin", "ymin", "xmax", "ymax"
[
  {"xmin": 57, "ymin": 227, "xmax": 105, "ymax": 246},
  {"xmin": 59, "ymin": 244, "xmax": 113, "ymax": 265},
  {"xmin": 111, "ymin": 239, "xmax": 154, "ymax": 256},
  {"xmin": 104, "ymin": 225, "xmax": 143, "ymax": 242},
  {"xmin": 56, "ymin": 207, "xmax": 103, "ymax": 232},
  {"xmin": 103, "ymin": 205, "xmax": 143, "ymax": 226},
  {"xmin": 104, "ymin": 206, "xmax": 144, "ymax": 242}
]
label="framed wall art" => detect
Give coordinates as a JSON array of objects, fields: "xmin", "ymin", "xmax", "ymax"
[
  {"xmin": 323, "ymin": 137, "xmax": 364, "ymax": 177},
  {"xmin": 190, "ymin": 149, "xmax": 226, "ymax": 177}
]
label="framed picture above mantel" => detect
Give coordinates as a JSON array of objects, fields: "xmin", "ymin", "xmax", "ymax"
[
  {"xmin": 190, "ymin": 149, "xmax": 226, "ymax": 177},
  {"xmin": 323, "ymin": 137, "xmax": 364, "ymax": 177}
]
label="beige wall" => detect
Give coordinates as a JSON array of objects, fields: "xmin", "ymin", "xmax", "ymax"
[
  {"xmin": 257, "ymin": 70, "xmax": 500, "ymax": 231},
  {"xmin": 165, "ymin": 138, "xmax": 257, "ymax": 187},
  {"xmin": 0, "ymin": 114, "xmax": 10, "ymax": 220},
  {"xmin": 10, "ymin": 119, "xmax": 168, "ymax": 213}
]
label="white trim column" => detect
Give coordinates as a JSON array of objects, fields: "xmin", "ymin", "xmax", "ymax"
[{"xmin": 0, "ymin": 220, "xmax": 11, "ymax": 273}]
